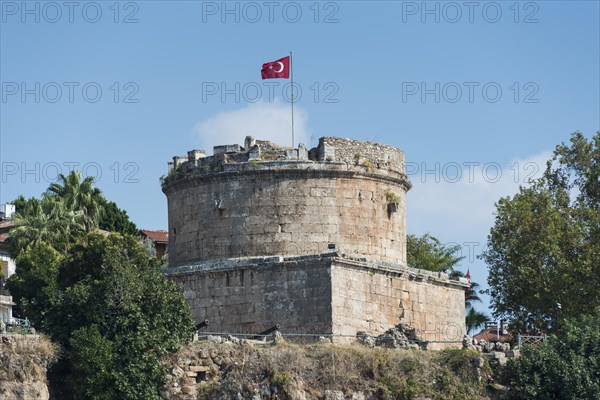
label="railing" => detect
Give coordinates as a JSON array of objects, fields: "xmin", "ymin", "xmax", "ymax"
[
  {"xmin": 517, "ymin": 334, "xmax": 547, "ymax": 349},
  {"xmin": 1, "ymin": 316, "xmax": 32, "ymax": 334}
]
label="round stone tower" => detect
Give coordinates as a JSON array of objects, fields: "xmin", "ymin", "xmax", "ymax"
[{"xmin": 162, "ymin": 136, "xmax": 412, "ymax": 268}]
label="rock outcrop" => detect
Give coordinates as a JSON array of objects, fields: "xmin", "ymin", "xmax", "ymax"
[
  {"xmin": 0, "ymin": 334, "xmax": 56, "ymax": 400},
  {"xmin": 161, "ymin": 337, "xmax": 493, "ymax": 399}
]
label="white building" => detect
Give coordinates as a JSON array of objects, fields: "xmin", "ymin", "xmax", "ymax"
[{"xmin": 0, "ymin": 204, "xmax": 17, "ymax": 324}]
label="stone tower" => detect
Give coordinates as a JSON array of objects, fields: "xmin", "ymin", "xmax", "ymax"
[
  {"xmin": 162, "ymin": 137, "xmax": 467, "ymax": 347},
  {"xmin": 162, "ymin": 137, "xmax": 410, "ymax": 267}
]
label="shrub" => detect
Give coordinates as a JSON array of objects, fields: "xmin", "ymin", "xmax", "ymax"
[{"xmin": 505, "ymin": 309, "xmax": 600, "ymax": 399}]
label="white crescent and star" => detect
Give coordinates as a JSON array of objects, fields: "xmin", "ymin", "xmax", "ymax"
[{"xmin": 273, "ymin": 62, "xmax": 285, "ymax": 73}]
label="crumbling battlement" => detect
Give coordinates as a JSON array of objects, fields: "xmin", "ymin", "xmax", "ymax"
[
  {"xmin": 163, "ymin": 136, "xmax": 407, "ymax": 184},
  {"xmin": 162, "ymin": 136, "xmax": 411, "ymax": 267}
]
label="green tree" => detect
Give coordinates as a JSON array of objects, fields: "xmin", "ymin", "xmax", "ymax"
[
  {"xmin": 505, "ymin": 309, "xmax": 600, "ymax": 399},
  {"xmin": 406, "ymin": 233, "xmax": 463, "ymax": 273},
  {"xmin": 47, "ymin": 233, "xmax": 194, "ymax": 399},
  {"xmin": 483, "ymin": 132, "xmax": 600, "ymax": 333},
  {"xmin": 6, "ymin": 242, "xmax": 63, "ymax": 326},
  {"xmin": 98, "ymin": 201, "xmax": 138, "ymax": 235},
  {"xmin": 8, "ymin": 198, "xmax": 85, "ymax": 256},
  {"xmin": 10, "ymin": 195, "xmax": 28, "ymax": 214},
  {"xmin": 46, "ymin": 172, "xmax": 104, "ymax": 232},
  {"xmin": 9, "ymin": 172, "xmax": 137, "ymax": 255}
]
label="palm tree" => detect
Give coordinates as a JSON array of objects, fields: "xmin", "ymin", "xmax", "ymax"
[
  {"xmin": 466, "ymin": 308, "xmax": 491, "ymax": 335},
  {"xmin": 406, "ymin": 233, "xmax": 464, "ymax": 272},
  {"xmin": 46, "ymin": 171, "xmax": 104, "ymax": 232},
  {"xmin": 8, "ymin": 198, "xmax": 85, "ymax": 255},
  {"xmin": 449, "ymin": 270, "xmax": 482, "ymax": 309}
]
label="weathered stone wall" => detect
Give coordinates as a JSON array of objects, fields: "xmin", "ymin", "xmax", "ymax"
[
  {"xmin": 164, "ymin": 167, "xmax": 408, "ymax": 267},
  {"xmin": 316, "ymin": 137, "xmax": 406, "ymax": 174},
  {"xmin": 164, "ymin": 255, "xmax": 468, "ymax": 347},
  {"xmin": 330, "ymin": 260, "xmax": 467, "ymax": 349},
  {"xmin": 165, "ymin": 256, "xmax": 333, "ymax": 335}
]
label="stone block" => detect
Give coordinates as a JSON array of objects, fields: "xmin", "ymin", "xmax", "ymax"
[
  {"xmin": 189, "ymin": 365, "xmax": 210, "ymax": 373},
  {"xmin": 505, "ymin": 350, "xmax": 520, "ymax": 358}
]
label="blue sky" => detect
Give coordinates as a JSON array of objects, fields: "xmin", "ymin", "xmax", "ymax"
[{"xmin": 1, "ymin": 0, "xmax": 599, "ymax": 315}]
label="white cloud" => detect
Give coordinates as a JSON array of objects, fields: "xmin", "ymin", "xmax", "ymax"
[
  {"xmin": 193, "ymin": 100, "xmax": 310, "ymax": 152},
  {"xmin": 406, "ymin": 151, "xmax": 552, "ymax": 313},
  {"xmin": 407, "ymin": 151, "xmax": 552, "ymax": 241}
]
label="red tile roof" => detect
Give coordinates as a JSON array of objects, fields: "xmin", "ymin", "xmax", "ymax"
[
  {"xmin": 140, "ymin": 229, "xmax": 168, "ymax": 243},
  {"xmin": 0, "ymin": 220, "xmax": 17, "ymax": 243},
  {"xmin": 473, "ymin": 328, "xmax": 512, "ymax": 342},
  {"xmin": 0, "ymin": 220, "xmax": 17, "ymax": 230}
]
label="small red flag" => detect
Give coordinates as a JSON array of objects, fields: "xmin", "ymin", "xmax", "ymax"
[
  {"xmin": 261, "ymin": 56, "xmax": 290, "ymax": 79},
  {"xmin": 466, "ymin": 269, "xmax": 471, "ymax": 285}
]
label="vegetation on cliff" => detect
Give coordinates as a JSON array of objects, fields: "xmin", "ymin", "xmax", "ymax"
[
  {"xmin": 0, "ymin": 334, "xmax": 57, "ymax": 400},
  {"xmin": 7, "ymin": 172, "xmax": 194, "ymax": 399},
  {"xmin": 0, "ymin": 335, "xmax": 57, "ymax": 384},
  {"xmin": 162, "ymin": 341, "xmax": 496, "ymax": 400}
]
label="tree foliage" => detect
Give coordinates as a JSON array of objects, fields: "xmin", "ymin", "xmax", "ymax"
[
  {"xmin": 8, "ymin": 171, "xmax": 138, "ymax": 257},
  {"xmin": 98, "ymin": 201, "xmax": 138, "ymax": 235},
  {"xmin": 46, "ymin": 234, "xmax": 194, "ymax": 399},
  {"xmin": 505, "ymin": 309, "xmax": 600, "ymax": 399},
  {"xmin": 465, "ymin": 308, "xmax": 490, "ymax": 336},
  {"xmin": 483, "ymin": 132, "xmax": 600, "ymax": 333},
  {"xmin": 406, "ymin": 233, "xmax": 464, "ymax": 273},
  {"xmin": 46, "ymin": 172, "xmax": 104, "ymax": 232},
  {"xmin": 8, "ymin": 197, "xmax": 85, "ymax": 256},
  {"xmin": 7, "ymin": 172, "xmax": 187, "ymax": 399},
  {"xmin": 6, "ymin": 242, "xmax": 62, "ymax": 326}
]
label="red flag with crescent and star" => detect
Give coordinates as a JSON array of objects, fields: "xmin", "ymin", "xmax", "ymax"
[{"xmin": 261, "ymin": 56, "xmax": 290, "ymax": 79}]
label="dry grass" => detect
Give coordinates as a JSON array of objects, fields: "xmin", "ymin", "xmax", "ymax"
[
  {"xmin": 0, "ymin": 335, "xmax": 58, "ymax": 383},
  {"xmin": 164, "ymin": 341, "xmax": 494, "ymax": 399}
]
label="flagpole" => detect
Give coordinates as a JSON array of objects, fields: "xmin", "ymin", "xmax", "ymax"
[{"xmin": 290, "ymin": 51, "xmax": 294, "ymax": 148}]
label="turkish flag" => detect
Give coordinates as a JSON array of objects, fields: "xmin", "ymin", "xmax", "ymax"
[{"xmin": 261, "ymin": 56, "xmax": 290, "ymax": 79}]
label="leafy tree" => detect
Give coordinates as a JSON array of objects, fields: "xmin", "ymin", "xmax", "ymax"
[
  {"xmin": 98, "ymin": 201, "xmax": 138, "ymax": 235},
  {"xmin": 46, "ymin": 233, "xmax": 194, "ymax": 399},
  {"xmin": 406, "ymin": 233, "xmax": 463, "ymax": 273},
  {"xmin": 6, "ymin": 242, "xmax": 62, "ymax": 325},
  {"xmin": 10, "ymin": 195, "xmax": 28, "ymax": 214},
  {"xmin": 505, "ymin": 309, "xmax": 600, "ymax": 399},
  {"xmin": 483, "ymin": 132, "xmax": 600, "ymax": 333}
]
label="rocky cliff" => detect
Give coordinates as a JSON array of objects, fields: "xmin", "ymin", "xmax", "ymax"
[
  {"xmin": 161, "ymin": 337, "xmax": 497, "ymax": 400},
  {"xmin": 0, "ymin": 334, "xmax": 56, "ymax": 400}
]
